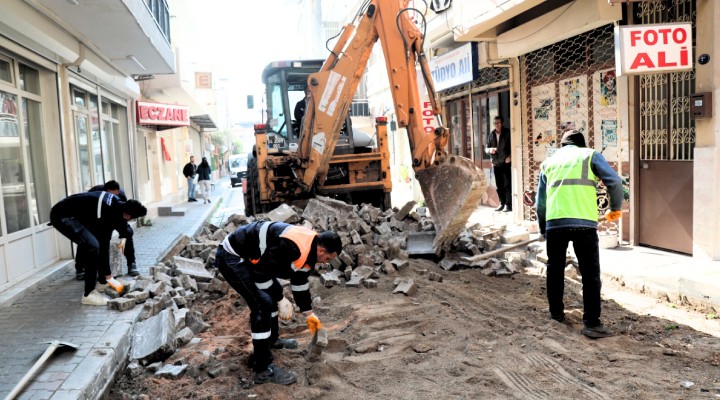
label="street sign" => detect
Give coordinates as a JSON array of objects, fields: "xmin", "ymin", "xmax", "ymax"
[{"xmin": 615, "ymin": 23, "xmax": 693, "ymax": 76}]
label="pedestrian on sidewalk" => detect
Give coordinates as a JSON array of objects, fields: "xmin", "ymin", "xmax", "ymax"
[
  {"xmin": 196, "ymin": 157, "xmax": 213, "ymax": 204},
  {"xmin": 486, "ymin": 115, "xmax": 512, "ymax": 212},
  {"xmin": 183, "ymin": 155, "xmax": 198, "ymax": 202},
  {"xmin": 50, "ymin": 192, "xmax": 147, "ymax": 305},
  {"xmin": 535, "ymin": 127, "xmax": 623, "ymax": 339},
  {"xmin": 74, "ymin": 180, "xmax": 140, "ymax": 278},
  {"xmin": 215, "ymin": 221, "xmax": 342, "ymax": 385}
]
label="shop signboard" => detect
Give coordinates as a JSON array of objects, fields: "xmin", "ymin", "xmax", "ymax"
[
  {"xmin": 615, "ymin": 23, "xmax": 692, "ymax": 76},
  {"xmin": 429, "ymin": 43, "xmax": 478, "ymax": 91},
  {"xmin": 137, "ymin": 101, "xmax": 190, "ymax": 126}
]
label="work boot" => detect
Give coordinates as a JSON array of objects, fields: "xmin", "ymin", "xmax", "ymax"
[
  {"xmin": 106, "ymin": 277, "xmax": 125, "ymax": 294},
  {"xmin": 550, "ymin": 313, "xmax": 565, "ymax": 323},
  {"xmin": 494, "ymin": 205, "xmax": 505, "ymax": 212},
  {"xmin": 582, "ymin": 324, "xmax": 612, "ymax": 339},
  {"xmin": 504, "ymin": 206, "xmax": 512, "ymax": 212},
  {"xmin": 272, "ymin": 338, "xmax": 298, "ymax": 350},
  {"xmin": 254, "ymin": 364, "xmax": 297, "ymax": 385},
  {"xmin": 127, "ymin": 263, "xmax": 140, "ymax": 277},
  {"xmin": 81, "ymin": 290, "xmax": 109, "ymax": 306}
]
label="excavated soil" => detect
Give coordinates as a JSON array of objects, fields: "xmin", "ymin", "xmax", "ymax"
[{"xmin": 110, "ymin": 259, "xmax": 720, "ymax": 399}]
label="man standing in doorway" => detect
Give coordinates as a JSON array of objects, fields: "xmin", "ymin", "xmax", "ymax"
[
  {"xmin": 183, "ymin": 155, "xmax": 198, "ymax": 202},
  {"xmin": 486, "ymin": 116, "xmax": 512, "ymax": 212}
]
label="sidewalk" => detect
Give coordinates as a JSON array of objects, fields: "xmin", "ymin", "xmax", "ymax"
[
  {"xmin": 0, "ymin": 178, "xmax": 233, "ymax": 400},
  {"xmin": 468, "ymin": 205, "xmax": 720, "ymax": 310}
]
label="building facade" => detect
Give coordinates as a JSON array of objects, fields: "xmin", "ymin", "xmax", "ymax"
[{"xmin": 0, "ymin": 0, "xmax": 218, "ymax": 294}]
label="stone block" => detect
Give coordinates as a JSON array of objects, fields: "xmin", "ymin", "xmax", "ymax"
[
  {"xmin": 393, "ymin": 278, "xmax": 417, "ymax": 296},
  {"xmin": 381, "ymin": 260, "xmax": 396, "ymax": 274},
  {"xmin": 173, "ymin": 256, "xmax": 214, "ymax": 282},
  {"xmin": 139, "ymin": 299, "xmax": 163, "ymax": 320},
  {"xmin": 363, "ymin": 279, "xmax": 377, "ymax": 289},
  {"xmin": 175, "ymin": 327, "xmax": 194, "ymax": 347},
  {"xmin": 131, "ymin": 309, "xmax": 177, "ymax": 365},
  {"xmin": 428, "ymin": 272, "xmax": 443, "ymax": 282},
  {"xmin": 155, "ymin": 364, "xmax": 187, "ymax": 379},
  {"xmin": 107, "ymin": 297, "xmax": 136, "ymax": 312},
  {"xmin": 394, "ymin": 200, "xmax": 416, "ymax": 221},
  {"xmin": 339, "ymin": 251, "xmax": 354, "ymax": 267},
  {"xmin": 501, "ymin": 230, "xmax": 530, "ymax": 244},
  {"xmin": 267, "ymin": 203, "xmax": 301, "ymax": 223},
  {"xmin": 186, "ymin": 310, "xmax": 210, "ymax": 334},
  {"xmin": 373, "ymin": 223, "xmax": 392, "ymax": 235},
  {"xmin": 174, "ymin": 308, "xmax": 189, "ymax": 330},
  {"xmin": 350, "ymin": 230, "xmax": 363, "ymax": 245},
  {"xmin": 147, "ymin": 281, "xmax": 166, "ymax": 298},
  {"xmin": 320, "ymin": 271, "xmax": 342, "ymax": 287},
  {"xmin": 390, "ymin": 258, "xmax": 409, "ymax": 270},
  {"xmin": 173, "ymin": 295, "xmax": 187, "ymax": 308},
  {"xmin": 160, "ymin": 235, "xmax": 192, "ymax": 264}
]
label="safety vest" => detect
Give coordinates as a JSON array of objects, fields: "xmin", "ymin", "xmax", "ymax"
[
  {"xmin": 541, "ymin": 146, "xmax": 598, "ymax": 222},
  {"xmin": 280, "ymin": 226, "xmax": 317, "ymax": 271}
]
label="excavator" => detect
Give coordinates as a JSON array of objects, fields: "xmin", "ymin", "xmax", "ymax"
[{"xmin": 244, "ymin": 0, "xmax": 487, "ymax": 252}]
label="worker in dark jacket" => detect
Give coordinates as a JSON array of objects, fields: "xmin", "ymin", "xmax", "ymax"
[
  {"xmin": 535, "ymin": 128, "xmax": 623, "ymax": 338},
  {"xmin": 74, "ymin": 181, "xmax": 139, "ymax": 278},
  {"xmin": 50, "ymin": 192, "xmax": 147, "ymax": 305},
  {"xmin": 215, "ymin": 221, "xmax": 342, "ymax": 385}
]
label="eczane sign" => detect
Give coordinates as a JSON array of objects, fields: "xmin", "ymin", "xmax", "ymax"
[{"xmin": 615, "ymin": 23, "xmax": 693, "ymax": 76}]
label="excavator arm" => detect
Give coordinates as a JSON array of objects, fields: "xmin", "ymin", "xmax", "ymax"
[{"xmin": 295, "ymin": 0, "xmax": 487, "ymax": 251}]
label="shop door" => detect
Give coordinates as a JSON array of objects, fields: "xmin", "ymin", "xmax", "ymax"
[{"xmin": 635, "ymin": 0, "xmax": 694, "ymax": 254}]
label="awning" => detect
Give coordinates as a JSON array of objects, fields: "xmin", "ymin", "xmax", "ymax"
[{"xmin": 190, "ymin": 114, "xmax": 217, "ymax": 130}]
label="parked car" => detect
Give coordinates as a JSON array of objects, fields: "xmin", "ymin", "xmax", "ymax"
[{"xmin": 228, "ymin": 154, "xmax": 248, "ymax": 187}]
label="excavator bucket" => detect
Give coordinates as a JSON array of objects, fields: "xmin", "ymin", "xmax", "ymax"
[{"xmin": 415, "ymin": 156, "xmax": 488, "ymax": 254}]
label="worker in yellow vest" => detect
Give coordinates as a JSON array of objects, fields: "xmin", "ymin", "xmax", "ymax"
[
  {"xmin": 536, "ymin": 126, "xmax": 623, "ymax": 339},
  {"xmin": 215, "ymin": 221, "xmax": 342, "ymax": 385}
]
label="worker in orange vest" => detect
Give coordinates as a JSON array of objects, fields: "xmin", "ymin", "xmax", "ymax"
[{"xmin": 215, "ymin": 221, "xmax": 342, "ymax": 385}]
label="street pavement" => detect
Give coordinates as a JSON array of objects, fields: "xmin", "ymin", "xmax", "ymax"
[{"xmin": 0, "ymin": 177, "xmax": 717, "ymax": 399}]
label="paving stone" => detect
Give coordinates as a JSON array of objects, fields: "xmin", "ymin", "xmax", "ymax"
[
  {"xmin": 107, "ymin": 298, "xmax": 136, "ymax": 312},
  {"xmin": 175, "ymin": 327, "xmax": 194, "ymax": 347},
  {"xmin": 305, "ymin": 328, "xmax": 328, "ymax": 362},
  {"xmin": 393, "ymin": 278, "xmax": 417, "ymax": 296},
  {"xmin": 173, "ymin": 256, "xmax": 214, "ymax": 282},
  {"xmin": 126, "ymin": 291, "xmax": 149, "ymax": 303},
  {"xmin": 130, "ymin": 309, "xmax": 177, "ymax": 365},
  {"xmin": 394, "ymin": 200, "xmax": 416, "ymax": 220},
  {"xmin": 186, "ymin": 310, "xmax": 209, "ymax": 334},
  {"xmin": 155, "ymin": 364, "xmax": 187, "ymax": 379},
  {"xmin": 267, "ymin": 203, "xmax": 300, "ymax": 223}
]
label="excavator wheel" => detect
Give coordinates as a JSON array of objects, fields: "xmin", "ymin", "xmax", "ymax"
[
  {"xmin": 244, "ymin": 154, "xmax": 261, "ymax": 217},
  {"xmin": 415, "ymin": 156, "xmax": 487, "ymax": 254}
]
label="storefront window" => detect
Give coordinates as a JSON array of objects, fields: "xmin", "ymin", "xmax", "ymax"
[
  {"xmin": 0, "ymin": 58, "xmax": 12, "ymax": 83},
  {"xmin": 0, "ymin": 90, "xmax": 30, "ymax": 233},
  {"xmin": 19, "ymin": 64, "xmax": 40, "ymax": 95},
  {"xmin": 23, "ymin": 98, "xmax": 50, "ymax": 224}
]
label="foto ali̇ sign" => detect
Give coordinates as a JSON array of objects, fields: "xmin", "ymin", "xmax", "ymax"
[
  {"xmin": 137, "ymin": 101, "xmax": 190, "ymax": 126},
  {"xmin": 614, "ymin": 23, "xmax": 693, "ymax": 76}
]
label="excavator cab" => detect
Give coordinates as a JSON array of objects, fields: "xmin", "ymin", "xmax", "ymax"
[{"xmin": 261, "ymin": 60, "xmax": 362, "ymax": 154}]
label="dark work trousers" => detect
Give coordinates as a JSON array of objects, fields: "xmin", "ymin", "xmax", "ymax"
[
  {"xmin": 215, "ymin": 247, "xmax": 283, "ymax": 372},
  {"xmin": 493, "ymin": 162, "xmax": 512, "ymax": 207},
  {"xmin": 118, "ymin": 225, "xmax": 135, "ymax": 266},
  {"xmin": 546, "ymin": 228, "xmax": 602, "ymax": 327},
  {"xmin": 77, "ymin": 225, "xmax": 135, "ymax": 273},
  {"xmin": 52, "ymin": 217, "xmax": 104, "ymax": 296}
]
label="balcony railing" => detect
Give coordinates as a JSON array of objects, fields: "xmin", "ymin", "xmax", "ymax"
[{"xmin": 144, "ymin": 0, "xmax": 171, "ymax": 44}]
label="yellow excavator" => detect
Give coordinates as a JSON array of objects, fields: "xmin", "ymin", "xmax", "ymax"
[{"xmin": 244, "ymin": 0, "xmax": 487, "ymax": 252}]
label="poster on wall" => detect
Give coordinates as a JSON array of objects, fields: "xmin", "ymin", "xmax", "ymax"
[
  {"xmin": 559, "ymin": 75, "xmax": 589, "ymax": 145},
  {"xmin": 593, "ymin": 69, "xmax": 619, "ymax": 161},
  {"xmin": 531, "ymin": 83, "xmax": 557, "ymax": 162}
]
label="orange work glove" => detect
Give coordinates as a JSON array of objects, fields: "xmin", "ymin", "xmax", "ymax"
[
  {"xmin": 306, "ymin": 313, "xmax": 323, "ymax": 334},
  {"xmin": 605, "ymin": 210, "xmax": 622, "ymax": 222}
]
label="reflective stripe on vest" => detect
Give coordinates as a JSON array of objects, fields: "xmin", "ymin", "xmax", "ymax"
[
  {"xmin": 280, "ymin": 226, "xmax": 317, "ymax": 271},
  {"xmin": 291, "ymin": 283, "xmax": 310, "ymax": 291},
  {"xmin": 542, "ymin": 146, "xmax": 598, "ymax": 222},
  {"xmin": 97, "ymin": 191, "xmax": 108, "ymax": 219},
  {"xmin": 255, "ymin": 280, "xmax": 273, "ymax": 290}
]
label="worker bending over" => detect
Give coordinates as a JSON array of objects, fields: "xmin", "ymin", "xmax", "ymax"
[
  {"xmin": 215, "ymin": 221, "xmax": 342, "ymax": 385},
  {"xmin": 535, "ymin": 128, "xmax": 623, "ymax": 338},
  {"xmin": 50, "ymin": 191, "xmax": 147, "ymax": 305}
]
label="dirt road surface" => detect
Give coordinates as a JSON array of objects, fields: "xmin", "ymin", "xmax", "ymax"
[{"xmin": 111, "ymin": 258, "xmax": 720, "ymax": 399}]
